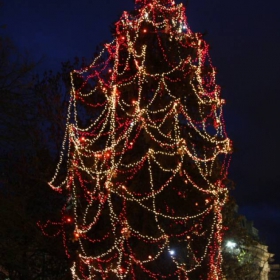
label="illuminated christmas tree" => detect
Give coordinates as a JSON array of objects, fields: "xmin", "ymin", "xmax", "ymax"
[{"xmin": 43, "ymin": 0, "xmax": 232, "ymax": 278}]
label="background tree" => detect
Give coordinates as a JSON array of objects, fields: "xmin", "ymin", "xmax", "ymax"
[
  {"xmin": 0, "ymin": 34, "xmax": 73, "ymax": 279},
  {"xmin": 222, "ymin": 196, "xmax": 273, "ymax": 280},
  {"xmin": 45, "ymin": 0, "xmax": 232, "ymax": 279}
]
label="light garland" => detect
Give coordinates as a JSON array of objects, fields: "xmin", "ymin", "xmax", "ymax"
[{"xmin": 40, "ymin": 0, "xmax": 231, "ymax": 279}]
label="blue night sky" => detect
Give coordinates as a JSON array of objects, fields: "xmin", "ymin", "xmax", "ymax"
[{"xmin": 1, "ymin": 0, "xmax": 280, "ymax": 262}]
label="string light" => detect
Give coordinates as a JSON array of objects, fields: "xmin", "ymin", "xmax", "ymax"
[{"xmin": 43, "ymin": 0, "xmax": 231, "ymax": 279}]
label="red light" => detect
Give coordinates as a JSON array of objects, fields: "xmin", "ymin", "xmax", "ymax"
[
  {"xmin": 119, "ymin": 267, "xmax": 124, "ymax": 273},
  {"xmin": 95, "ymin": 153, "xmax": 102, "ymax": 158}
]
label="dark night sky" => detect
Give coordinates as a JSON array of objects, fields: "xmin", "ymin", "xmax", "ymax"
[{"xmin": 1, "ymin": 0, "xmax": 280, "ymax": 262}]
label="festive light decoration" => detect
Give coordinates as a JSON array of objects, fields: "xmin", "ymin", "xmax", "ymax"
[
  {"xmin": 40, "ymin": 0, "xmax": 231, "ymax": 279},
  {"xmin": 226, "ymin": 241, "xmax": 237, "ymax": 250}
]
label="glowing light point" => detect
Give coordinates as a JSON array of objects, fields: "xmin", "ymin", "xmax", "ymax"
[
  {"xmin": 226, "ymin": 241, "xmax": 237, "ymax": 249},
  {"xmin": 169, "ymin": 250, "xmax": 175, "ymax": 256}
]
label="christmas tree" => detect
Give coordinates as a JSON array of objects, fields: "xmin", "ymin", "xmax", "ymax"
[{"xmin": 43, "ymin": 0, "xmax": 232, "ymax": 278}]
